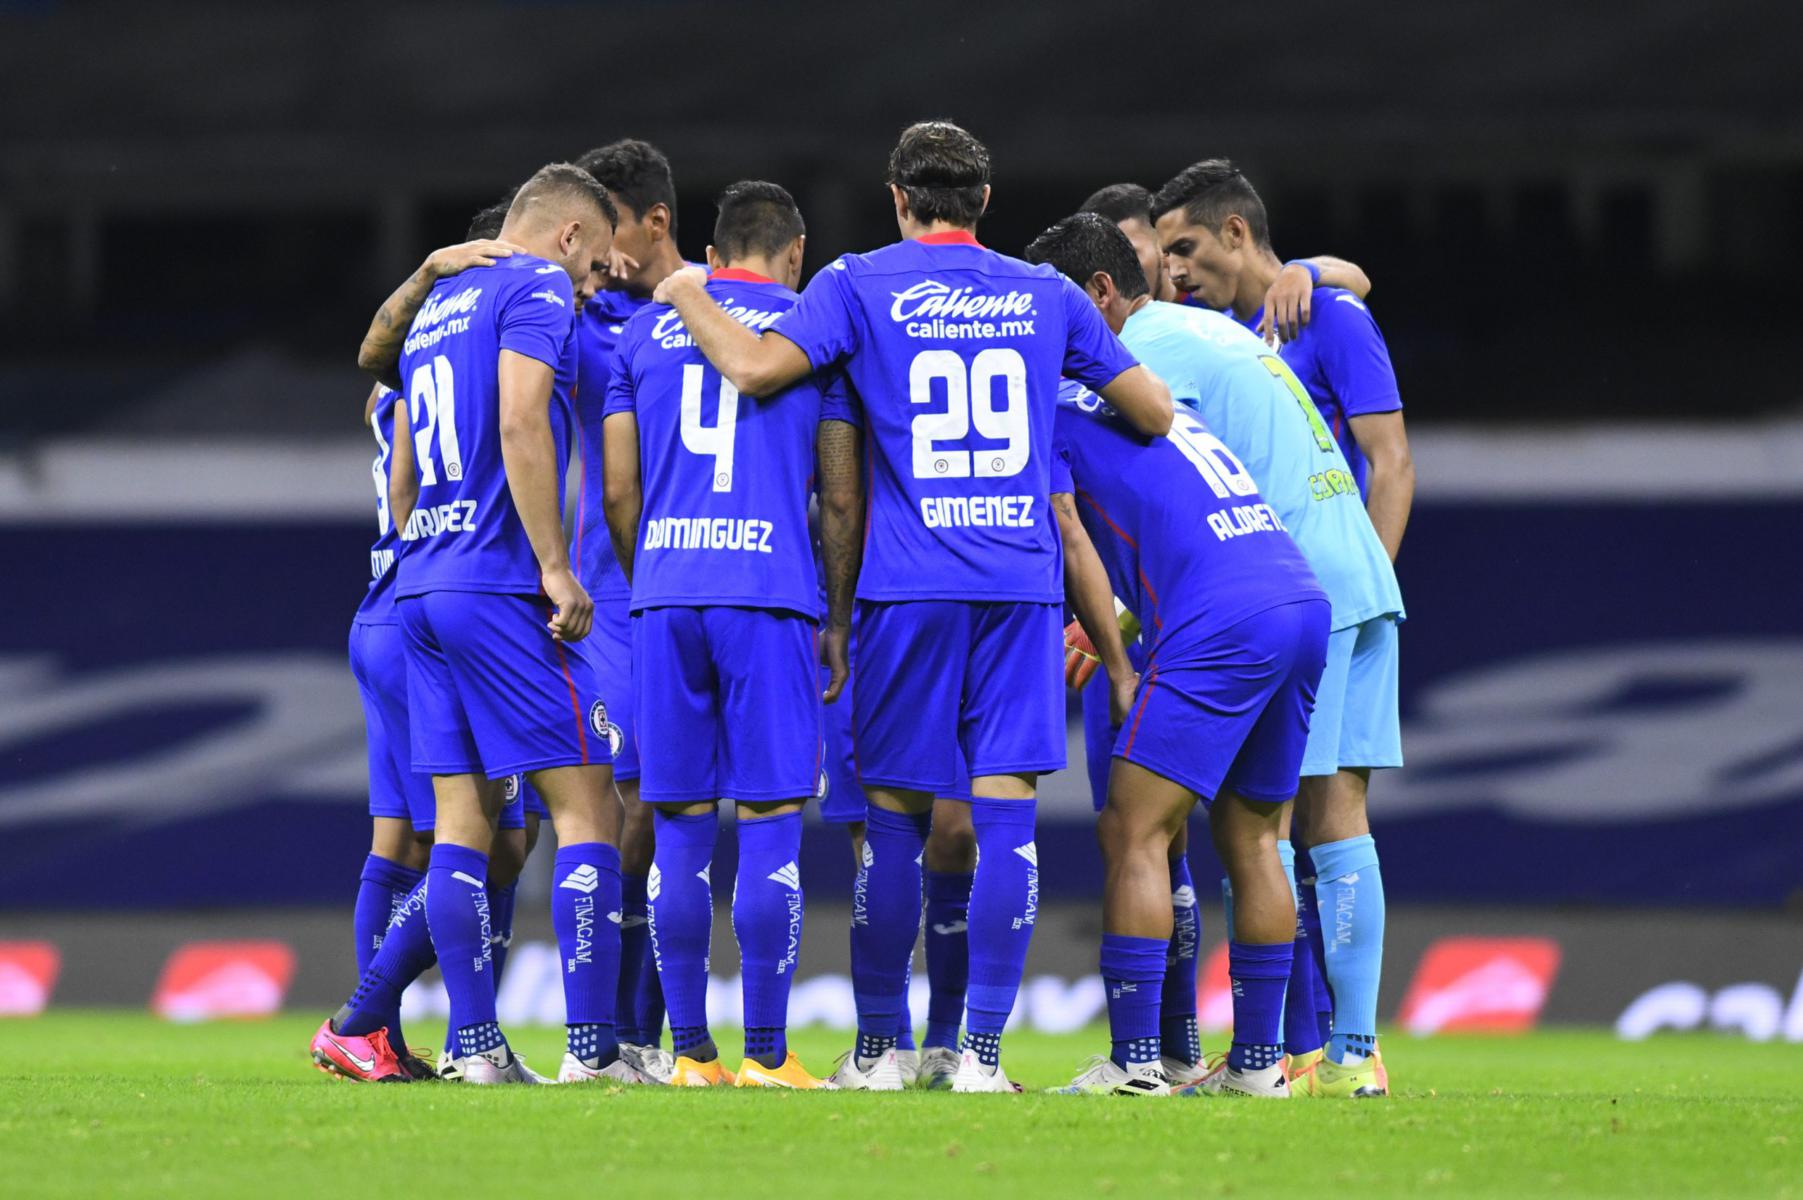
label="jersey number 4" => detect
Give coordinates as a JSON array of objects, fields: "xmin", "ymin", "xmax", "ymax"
[
  {"xmin": 909, "ymin": 348, "xmax": 1029, "ymax": 479},
  {"xmin": 681, "ymin": 363, "xmax": 740, "ymax": 492},
  {"xmin": 409, "ymin": 355, "xmax": 465, "ymax": 485}
]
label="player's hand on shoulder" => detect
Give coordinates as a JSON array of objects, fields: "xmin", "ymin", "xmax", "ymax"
[
  {"xmin": 820, "ymin": 623, "xmax": 850, "ymax": 703},
  {"xmin": 651, "ymin": 265, "xmax": 709, "ymax": 305},
  {"xmin": 424, "ymin": 239, "xmax": 527, "ymax": 279},
  {"xmin": 1108, "ymin": 670, "xmax": 1140, "ymax": 728},
  {"xmin": 542, "ymin": 566, "xmax": 593, "ymax": 643},
  {"xmin": 1063, "ymin": 619, "xmax": 1101, "ymax": 690},
  {"xmin": 1258, "ymin": 261, "xmax": 1318, "ymax": 346}
]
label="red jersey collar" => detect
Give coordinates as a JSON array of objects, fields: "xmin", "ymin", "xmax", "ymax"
[
  {"xmin": 916, "ymin": 230, "xmax": 983, "ymax": 247},
  {"xmin": 709, "ymin": 267, "xmax": 777, "ymax": 284}
]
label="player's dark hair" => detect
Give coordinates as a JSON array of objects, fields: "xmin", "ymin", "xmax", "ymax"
[
  {"xmin": 1150, "ymin": 159, "xmax": 1270, "ymax": 248},
  {"xmin": 1080, "ymin": 182, "xmax": 1154, "ymax": 227},
  {"xmin": 887, "ymin": 120, "xmax": 990, "ymax": 228},
  {"xmin": 466, "ymin": 190, "xmax": 516, "ymax": 241},
  {"xmin": 508, "ymin": 162, "xmax": 618, "ymax": 230},
  {"xmin": 576, "ymin": 138, "xmax": 678, "ymax": 236},
  {"xmin": 1023, "ymin": 212, "xmax": 1150, "ymax": 300},
  {"xmin": 712, "ymin": 180, "xmax": 805, "ymax": 264}
]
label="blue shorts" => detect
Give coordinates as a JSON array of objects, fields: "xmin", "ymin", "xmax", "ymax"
[
  {"xmin": 568, "ymin": 594, "xmax": 639, "ymax": 783},
  {"xmin": 1081, "ymin": 638, "xmax": 1151, "ymax": 812},
  {"xmin": 1301, "ymin": 614, "xmax": 1403, "ymax": 776},
  {"xmin": 1116, "ymin": 599, "xmax": 1330, "ymax": 805},
  {"xmin": 349, "ymin": 620, "xmax": 436, "ymax": 831},
  {"xmin": 634, "ymin": 606, "xmax": 822, "ymax": 805},
  {"xmin": 400, "ymin": 591, "xmax": 612, "ymax": 779},
  {"xmin": 853, "ymin": 600, "xmax": 1064, "ymax": 795},
  {"xmin": 818, "ymin": 661, "xmax": 864, "ymax": 824}
]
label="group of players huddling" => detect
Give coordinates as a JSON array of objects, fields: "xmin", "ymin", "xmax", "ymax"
[{"xmin": 311, "ymin": 119, "xmax": 1413, "ymax": 1098}]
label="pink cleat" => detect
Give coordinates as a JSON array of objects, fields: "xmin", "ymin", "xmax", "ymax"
[{"xmin": 310, "ymin": 1019, "xmax": 412, "ymax": 1083}]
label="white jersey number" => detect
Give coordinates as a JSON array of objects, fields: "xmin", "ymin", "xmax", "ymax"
[
  {"xmin": 408, "ymin": 355, "xmax": 464, "ymax": 486},
  {"xmin": 370, "ymin": 398, "xmax": 393, "ymax": 534},
  {"xmin": 1168, "ymin": 410, "xmax": 1259, "ymax": 500},
  {"xmin": 909, "ymin": 348, "xmax": 1030, "ymax": 479},
  {"xmin": 680, "ymin": 363, "xmax": 740, "ymax": 492}
]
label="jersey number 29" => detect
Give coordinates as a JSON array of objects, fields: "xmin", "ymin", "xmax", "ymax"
[{"xmin": 909, "ymin": 348, "xmax": 1029, "ymax": 479}]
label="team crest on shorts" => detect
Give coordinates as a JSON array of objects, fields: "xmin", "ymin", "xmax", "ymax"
[
  {"xmin": 588, "ymin": 700, "xmax": 624, "ymax": 757},
  {"xmin": 502, "ymin": 774, "xmax": 520, "ymax": 802},
  {"xmin": 816, "ymin": 768, "xmax": 830, "ymax": 801}
]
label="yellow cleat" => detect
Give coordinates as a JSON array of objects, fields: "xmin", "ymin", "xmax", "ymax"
[
  {"xmin": 1285, "ymin": 1047, "xmax": 1325, "ymax": 1085},
  {"xmin": 669, "ymin": 1056, "xmax": 737, "ymax": 1087},
  {"xmin": 733, "ymin": 1052, "xmax": 837, "ymax": 1090},
  {"xmin": 1293, "ymin": 1048, "xmax": 1388, "ymax": 1098}
]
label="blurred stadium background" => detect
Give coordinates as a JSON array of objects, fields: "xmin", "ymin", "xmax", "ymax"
[{"xmin": 1, "ymin": 0, "xmax": 1800, "ymax": 1042}]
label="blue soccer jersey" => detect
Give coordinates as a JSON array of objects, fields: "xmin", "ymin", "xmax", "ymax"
[
  {"xmin": 1239, "ymin": 289, "xmax": 1402, "ymax": 497},
  {"xmin": 394, "ymin": 254, "xmax": 577, "ymax": 598},
  {"xmin": 604, "ymin": 269, "xmax": 856, "ymax": 617},
  {"xmin": 355, "ymin": 386, "xmax": 405, "ymax": 625},
  {"xmin": 771, "ymin": 231, "xmax": 1140, "ymax": 603},
  {"xmin": 1120, "ymin": 301, "xmax": 1403, "ymax": 631},
  {"xmin": 1050, "ymin": 381, "xmax": 1324, "ymax": 652}
]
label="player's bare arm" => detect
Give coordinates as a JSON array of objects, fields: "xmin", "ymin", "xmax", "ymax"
[
  {"xmin": 1052, "ymin": 492, "xmax": 1138, "ymax": 725},
  {"xmin": 1349, "ymin": 409, "xmax": 1414, "ymax": 560},
  {"xmin": 652, "ymin": 267, "xmax": 813, "ymax": 397},
  {"xmin": 497, "ymin": 348, "xmax": 592, "ymax": 642},
  {"xmin": 355, "ymin": 239, "xmax": 526, "ymax": 389},
  {"xmin": 601, "ymin": 411, "xmax": 643, "ymax": 585},
  {"xmin": 1258, "ymin": 255, "xmax": 1372, "ymax": 345},
  {"xmin": 1096, "ymin": 364, "xmax": 1174, "ymax": 437},
  {"xmin": 816, "ymin": 418, "xmax": 864, "ymax": 704},
  {"xmin": 386, "ymin": 394, "xmax": 418, "ymax": 534},
  {"xmin": 361, "ymin": 381, "xmax": 384, "ymax": 427}
]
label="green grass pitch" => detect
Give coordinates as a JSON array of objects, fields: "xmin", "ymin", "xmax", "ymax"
[{"xmin": 4, "ymin": 1013, "xmax": 1799, "ymax": 1198}]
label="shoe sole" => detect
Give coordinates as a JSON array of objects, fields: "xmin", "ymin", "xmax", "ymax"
[{"xmin": 311, "ymin": 1049, "xmax": 407, "ymax": 1083}]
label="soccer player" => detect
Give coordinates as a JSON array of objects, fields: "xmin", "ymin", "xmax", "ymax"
[
  {"xmin": 652, "ymin": 120, "xmax": 1172, "ymax": 1091},
  {"xmin": 1149, "ymin": 167, "xmax": 1406, "ymax": 1097},
  {"xmin": 603, "ymin": 180, "xmax": 855, "ymax": 1089},
  {"xmin": 567, "ymin": 138, "xmax": 703, "ymax": 1079},
  {"xmin": 1026, "ymin": 214, "xmax": 1333, "ymax": 1097},
  {"xmin": 313, "ymin": 163, "xmax": 645, "ymax": 1086}
]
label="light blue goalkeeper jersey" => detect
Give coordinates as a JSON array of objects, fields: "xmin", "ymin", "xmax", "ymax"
[{"xmin": 1119, "ymin": 301, "xmax": 1403, "ymax": 631}]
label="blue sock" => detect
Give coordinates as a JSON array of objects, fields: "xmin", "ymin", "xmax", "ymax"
[
  {"xmin": 1273, "ymin": 840, "xmax": 1297, "ymax": 1044},
  {"xmin": 964, "ymin": 798, "xmax": 1038, "ymax": 1055},
  {"xmin": 1227, "ymin": 941, "xmax": 1290, "ymax": 1072},
  {"xmin": 1286, "ymin": 854, "xmax": 1327, "ymax": 1056},
  {"xmin": 1160, "ymin": 855, "xmax": 1201, "ymax": 1067},
  {"xmin": 637, "ymin": 951, "xmax": 667, "ymax": 1050},
  {"xmin": 423, "ymin": 843, "xmax": 503, "ymax": 1056},
  {"xmin": 1101, "ymin": 933, "xmax": 1165, "ymax": 1069},
  {"xmin": 552, "ymin": 842, "xmax": 622, "ymax": 1067},
  {"xmin": 897, "ymin": 964, "xmax": 917, "ymax": 1052},
  {"xmin": 616, "ymin": 873, "xmax": 651, "ymax": 1044},
  {"xmin": 734, "ymin": 811, "xmax": 803, "ymax": 1069},
  {"xmin": 352, "ymin": 854, "xmax": 422, "ymax": 1046},
  {"xmin": 1296, "ymin": 847, "xmax": 1335, "ymax": 1047},
  {"xmin": 487, "ymin": 880, "xmax": 517, "ymax": 988},
  {"xmin": 923, "ymin": 869, "xmax": 973, "ymax": 1050},
  {"xmin": 850, "ymin": 806, "xmax": 927, "ymax": 1059},
  {"xmin": 336, "ymin": 872, "xmax": 434, "ymax": 1037},
  {"xmin": 1312, "ymin": 834, "xmax": 1385, "ymax": 1064},
  {"xmin": 650, "ymin": 810, "xmax": 716, "ymax": 1060}
]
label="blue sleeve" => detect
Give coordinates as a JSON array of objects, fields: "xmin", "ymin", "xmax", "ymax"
[
  {"xmin": 818, "ymin": 368, "xmax": 862, "ymax": 428},
  {"xmin": 772, "ymin": 258, "xmax": 859, "ymax": 370},
  {"xmin": 1058, "ymin": 278, "xmax": 1140, "ymax": 390},
  {"xmin": 600, "ymin": 333, "xmax": 637, "ymax": 417},
  {"xmin": 498, "ymin": 270, "xmax": 575, "ymax": 368},
  {"xmin": 1312, "ymin": 293, "xmax": 1402, "ymax": 417}
]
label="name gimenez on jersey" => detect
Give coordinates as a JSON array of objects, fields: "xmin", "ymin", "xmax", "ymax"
[
  {"xmin": 650, "ymin": 303, "xmax": 785, "ymax": 351},
  {"xmin": 404, "ymin": 499, "xmax": 480, "ymax": 541},
  {"xmin": 404, "ymin": 285, "xmax": 483, "ymax": 355},
  {"xmin": 641, "ymin": 515, "xmax": 775, "ymax": 554},
  {"xmin": 889, "ymin": 281, "xmax": 1038, "ymax": 340},
  {"xmin": 920, "ymin": 494, "xmax": 1035, "ymax": 530}
]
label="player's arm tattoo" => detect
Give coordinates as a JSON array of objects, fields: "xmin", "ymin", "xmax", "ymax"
[
  {"xmin": 357, "ymin": 266, "xmax": 439, "ymax": 391},
  {"xmin": 816, "ymin": 419, "xmax": 864, "ymax": 631},
  {"xmin": 1052, "ymin": 492, "xmax": 1133, "ymax": 682},
  {"xmin": 603, "ymin": 412, "xmax": 644, "ymax": 584}
]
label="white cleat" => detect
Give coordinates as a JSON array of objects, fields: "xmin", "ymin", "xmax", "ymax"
[
  {"xmin": 435, "ymin": 1048, "xmax": 463, "ymax": 1082},
  {"xmin": 1185, "ymin": 1058, "xmax": 1290, "ymax": 1098},
  {"xmin": 916, "ymin": 1046, "xmax": 961, "ymax": 1090},
  {"xmin": 1160, "ymin": 1055, "xmax": 1209, "ymax": 1090},
  {"xmin": 458, "ymin": 1048, "xmax": 548, "ymax": 1085},
  {"xmin": 618, "ymin": 1043, "xmax": 675, "ymax": 1085},
  {"xmin": 1049, "ymin": 1055, "xmax": 1170, "ymax": 1096},
  {"xmin": 557, "ymin": 1052, "xmax": 661, "ymax": 1085},
  {"xmin": 894, "ymin": 1048, "xmax": 920, "ymax": 1088},
  {"xmin": 829, "ymin": 1048, "xmax": 907, "ymax": 1092},
  {"xmin": 951, "ymin": 1048, "xmax": 1021, "ymax": 1094}
]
